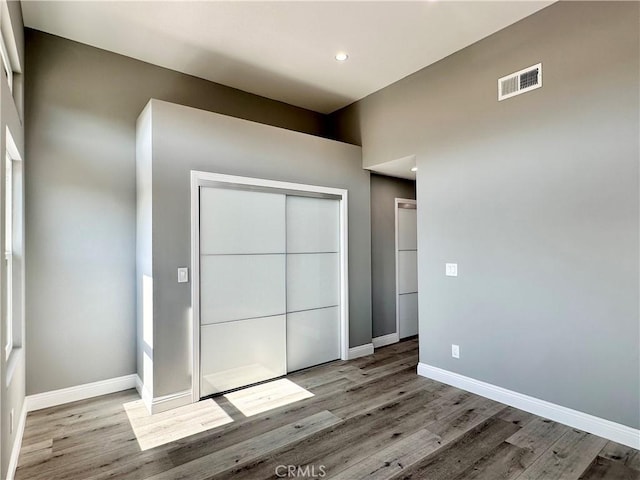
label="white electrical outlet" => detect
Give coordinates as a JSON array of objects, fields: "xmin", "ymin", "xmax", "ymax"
[
  {"xmin": 451, "ymin": 344, "xmax": 460, "ymax": 359},
  {"xmin": 445, "ymin": 263, "xmax": 458, "ymax": 277},
  {"xmin": 177, "ymin": 267, "xmax": 189, "ymax": 283},
  {"xmin": 10, "ymin": 409, "xmax": 14, "ymax": 434}
]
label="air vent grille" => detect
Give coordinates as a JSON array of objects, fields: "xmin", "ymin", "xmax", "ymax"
[{"xmin": 498, "ymin": 63, "xmax": 542, "ymax": 101}]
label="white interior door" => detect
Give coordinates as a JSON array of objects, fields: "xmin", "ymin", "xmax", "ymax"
[
  {"xmin": 198, "ymin": 185, "xmax": 344, "ymax": 397},
  {"xmin": 199, "ymin": 187, "xmax": 287, "ymax": 396},
  {"xmin": 397, "ymin": 200, "xmax": 418, "ymax": 339},
  {"xmin": 286, "ymin": 196, "xmax": 341, "ymax": 371}
]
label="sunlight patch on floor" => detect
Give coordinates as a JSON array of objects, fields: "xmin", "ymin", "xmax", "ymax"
[
  {"xmin": 202, "ymin": 363, "xmax": 278, "ymax": 395},
  {"xmin": 124, "ymin": 398, "xmax": 233, "ymax": 451},
  {"xmin": 224, "ymin": 378, "xmax": 314, "ymax": 417}
]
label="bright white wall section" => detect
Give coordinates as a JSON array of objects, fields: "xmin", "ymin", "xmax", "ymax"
[
  {"xmin": 135, "ymin": 104, "xmax": 153, "ymax": 408},
  {"xmin": 136, "ymin": 99, "xmax": 369, "ymax": 409}
]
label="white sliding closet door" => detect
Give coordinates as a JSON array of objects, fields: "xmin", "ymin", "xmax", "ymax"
[
  {"xmin": 397, "ymin": 203, "xmax": 418, "ymax": 339},
  {"xmin": 286, "ymin": 196, "xmax": 341, "ymax": 371},
  {"xmin": 199, "ymin": 187, "xmax": 286, "ymax": 396}
]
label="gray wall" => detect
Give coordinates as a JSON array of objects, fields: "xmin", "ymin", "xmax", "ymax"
[
  {"xmin": 370, "ymin": 174, "xmax": 415, "ymax": 338},
  {"xmin": 25, "ymin": 30, "xmax": 330, "ymax": 395},
  {"xmin": 144, "ymin": 100, "xmax": 369, "ymax": 397},
  {"xmin": 1, "ymin": 1, "xmax": 25, "ymax": 477},
  {"xmin": 332, "ymin": 2, "xmax": 640, "ymax": 429}
]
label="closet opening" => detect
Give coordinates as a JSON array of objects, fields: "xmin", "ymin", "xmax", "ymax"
[{"xmin": 190, "ymin": 171, "xmax": 349, "ymax": 403}]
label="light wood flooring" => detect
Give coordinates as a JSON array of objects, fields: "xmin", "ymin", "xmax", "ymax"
[{"xmin": 16, "ymin": 339, "xmax": 640, "ymax": 479}]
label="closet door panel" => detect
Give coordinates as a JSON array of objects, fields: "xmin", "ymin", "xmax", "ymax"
[
  {"xmin": 287, "ymin": 306, "xmax": 340, "ymax": 372},
  {"xmin": 200, "ymin": 188, "xmax": 286, "ymax": 255},
  {"xmin": 397, "ymin": 208, "xmax": 417, "ymax": 251},
  {"xmin": 200, "ymin": 315, "xmax": 286, "ymax": 396},
  {"xmin": 287, "ymin": 253, "xmax": 340, "ymax": 312},
  {"xmin": 398, "ymin": 293, "xmax": 419, "ymax": 338},
  {"xmin": 287, "ymin": 196, "xmax": 340, "ymax": 253},
  {"xmin": 398, "ymin": 250, "xmax": 418, "ymax": 294},
  {"xmin": 200, "ymin": 254, "xmax": 286, "ymax": 324}
]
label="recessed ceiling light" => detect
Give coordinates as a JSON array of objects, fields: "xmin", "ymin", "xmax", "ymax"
[
  {"xmin": 410, "ymin": 167, "xmax": 418, "ymax": 172},
  {"xmin": 335, "ymin": 52, "xmax": 349, "ymax": 62}
]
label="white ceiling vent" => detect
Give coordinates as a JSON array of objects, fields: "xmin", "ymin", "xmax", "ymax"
[{"xmin": 498, "ymin": 63, "xmax": 542, "ymax": 101}]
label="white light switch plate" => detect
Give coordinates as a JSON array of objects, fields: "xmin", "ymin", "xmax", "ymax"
[
  {"xmin": 446, "ymin": 263, "xmax": 458, "ymax": 277},
  {"xmin": 177, "ymin": 267, "xmax": 189, "ymax": 283}
]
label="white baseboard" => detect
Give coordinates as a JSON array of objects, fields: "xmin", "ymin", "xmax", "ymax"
[
  {"xmin": 135, "ymin": 375, "xmax": 191, "ymax": 414},
  {"xmin": 150, "ymin": 389, "xmax": 192, "ymax": 414},
  {"xmin": 372, "ymin": 333, "xmax": 399, "ymax": 349},
  {"xmin": 6, "ymin": 401, "xmax": 27, "ymax": 480},
  {"xmin": 348, "ymin": 343, "xmax": 374, "ymax": 360},
  {"xmin": 25, "ymin": 374, "xmax": 138, "ymax": 412},
  {"xmin": 417, "ymin": 363, "xmax": 640, "ymax": 450}
]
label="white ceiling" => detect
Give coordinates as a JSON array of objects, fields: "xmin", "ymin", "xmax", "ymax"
[{"xmin": 22, "ymin": 1, "xmax": 553, "ymax": 114}]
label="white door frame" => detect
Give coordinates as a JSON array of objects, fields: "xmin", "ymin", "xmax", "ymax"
[
  {"xmin": 190, "ymin": 170, "xmax": 350, "ymax": 402},
  {"xmin": 395, "ymin": 198, "xmax": 417, "ymax": 338}
]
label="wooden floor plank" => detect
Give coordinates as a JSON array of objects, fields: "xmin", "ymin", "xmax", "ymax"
[
  {"xmin": 17, "ymin": 439, "xmax": 53, "ymax": 469},
  {"xmin": 578, "ymin": 456, "xmax": 640, "ymax": 480},
  {"xmin": 600, "ymin": 441, "xmax": 640, "ymax": 471},
  {"xmin": 518, "ymin": 428, "xmax": 608, "ymax": 480},
  {"xmin": 496, "ymin": 406, "xmax": 537, "ymax": 427},
  {"xmin": 330, "ymin": 375, "xmax": 439, "ymax": 419},
  {"xmin": 387, "ymin": 417, "xmax": 521, "ymax": 480},
  {"xmin": 343, "ymin": 355, "xmax": 419, "ymax": 385},
  {"xmin": 506, "ymin": 416, "xmax": 570, "ymax": 457},
  {"xmin": 328, "ymin": 429, "xmax": 442, "ymax": 480},
  {"xmin": 16, "ymin": 419, "xmax": 140, "ymax": 480},
  {"xmin": 425, "ymin": 395, "xmax": 507, "ymax": 445},
  {"xmin": 454, "ymin": 441, "xmax": 532, "ymax": 480},
  {"xmin": 85, "ymin": 450, "xmax": 175, "ymax": 480}
]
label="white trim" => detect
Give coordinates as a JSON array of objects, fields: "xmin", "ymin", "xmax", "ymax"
[
  {"xmin": 395, "ymin": 199, "xmax": 399, "ymax": 339},
  {"xmin": 339, "ymin": 191, "xmax": 350, "ymax": 362},
  {"xmin": 135, "ymin": 375, "xmax": 190, "ymax": 414},
  {"xmin": 417, "ymin": 363, "xmax": 640, "ymax": 450},
  {"xmin": 191, "ymin": 171, "xmax": 348, "ymax": 198},
  {"xmin": 25, "ymin": 374, "xmax": 137, "ymax": 412},
  {"xmin": 149, "ymin": 390, "xmax": 192, "ymax": 415},
  {"xmin": 190, "ymin": 170, "xmax": 350, "ymax": 403},
  {"xmin": 348, "ymin": 343, "xmax": 374, "ymax": 360},
  {"xmin": 395, "ymin": 198, "xmax": 417, "ymax": 340},
  {"xmin": 190, "ymin": 172, "xmax": 201, "ymax": 403},
  {"xmin": 372, "ymin": 332, "xmax": 399, "ymax": 349},
  {"xmin": 6, "ymin": 400, "xmax": 26, "ymax": 480}
]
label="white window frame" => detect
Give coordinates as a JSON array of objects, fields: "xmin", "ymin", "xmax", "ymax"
[
  {"xmin": 4, "ymin": 129, "xmax": 21, "ymax": 362},
  {"xmin": 4, "ymin": 152, "xmax": 12, "ymax": 359}
]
